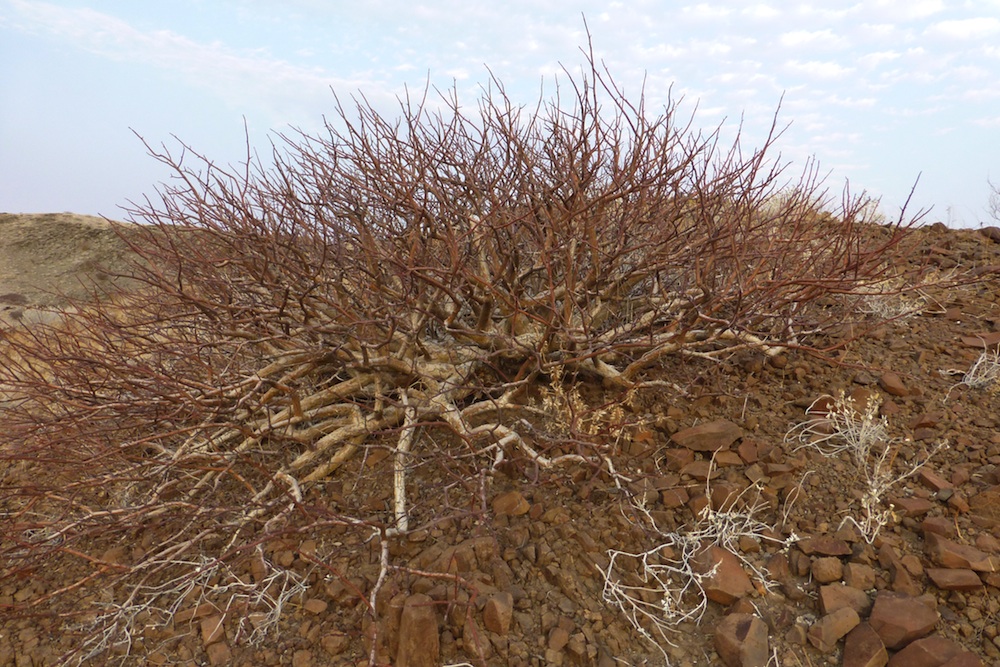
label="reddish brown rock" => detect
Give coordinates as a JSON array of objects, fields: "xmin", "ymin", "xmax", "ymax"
[
  {"xmin": 818, "ymin": 583, "xmax": 871, "ymax": 616},
  {"xmin": 662, "ymin": 448, "xmax": 696, "ymax": 471},
  {"xmin": 948, "ymin": 496, "xmax": 970, "ymax": 518},
  {"xmin": 842, "ymin": 622, "xmax": 888, "ymax": 667},
  {"xmin": 807, "ymin": 607, "xmax": 859, "ymax": 652},
  {"xmin": 765, "ymin": 553, "xmax": 791, "ymax": 583},
  {"xmin": 940, "ymin": 654, "xmax": 984, "ymax": 666},
  {"xmin": 680, "ymin": 460, "xmax": 722, "ymax": 481},
  {"xmin": 715, "ymin": 450, "xmax": 744, "ymax": 467},
  {"xmin": 737, "ymin": 439, "xmax": 758, "ymax": 463},
  {"xmin": 981, "ymin": 226, "xmax": 1000, "ymax": 243},
  {"xmin": 886, "ymin": 634, "xmax": 965, "ymax": 667},
  {"xmin": 694, "ymin": 546, "xmax": 754, "ymax": 605},
  {"xmin": 843, "ymin": 563, "xmax": 876, "ymax": 590},
  {"xmin": 811, "ymin": 556, "xmax": 844, "ymax": 583},
  {"xmin": 205, "ymin": 642, "xmax": 233, "ymax": 667},
  {"xmin": 671, "ymin": 420, "xmax": 743, "ymax": 452},
  {"xmin": 714, "ymin": 613, "xmax": 769, "ymax": 667},
  {"xmin": 797, "ymin": 536, "xmax": 852, "ymax": 556},
  {"xmin": 709, "ymin": 481, "xmax": 741, "ymax": 511},
  {"xmin": 483, "ymin": 592, "xmax": 513, "ymax": 635},
  {"xmin": 462, "ymin": 617, "xmax": 491, "ymax": 661},
  {"xmin": 909, "ymin": 412, "xmax": 944, "ymax": 429},
  {"xmin": 661, "ymin": 487, "xmax": 689, "ymax": 508},
  {"xmin": 918, "ymin": 469, "xmax": 953, "ymax": 492},
  {"xmin": 201, "ymin": 614, "xmax": 226, "ymax": 645},
  {"xmin": 868, "ymin": 591, "xmax": 938, "ymax": 650},
  {"xmin": 492, "ymin": 490, "xmax": 530, "ymax": 516},
  {"xmin": 975, "ymin": 532, "xmax": 1000, "ymax": 552},
  {"xmin": 921, "ymin": 516, "xmax": 956, "ymax": 538},
  {"xmin": 925, "ymin": 532, "xmax": 999, "ymax": 572},
  {"xmin": 925, "ymin": 568, "xmax": 983, "ymax": 591},
  {"xmin": 969, "ymin": 486, "xmax": 1000, "ymax": 523},
  {"xmin": 890, "ymin": 496, "xmax": 934, "ymax": 518},
  {"xmin": 879, "ymin": 372, "xmax": 909, "ymax": 397},
  {"xmin": 960, "ymin": 332, "xmax": 1000, "ymax": 347},
  {"xmin": 303, "ymin": 598, "xmax": 327, "ymax": 615},
  {"xmin": 396, "ymin": 594, "xmax": 440, "ymax": 667},
  {"xmin": 548, "ymin": 625, "xmax": 570, "ymax": 650}
]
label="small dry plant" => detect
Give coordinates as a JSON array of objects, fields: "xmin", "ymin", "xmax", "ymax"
[
  {"xmin": 598, "ymin": 479, "xmax": 793, "ymax": 663},
  {"xmin": 947, "ymin": 348, "xmax": 1000, "ymax": 398},
  {"xmin": 0, "ymin": 42, "xmax": 919, "ymax": 663},
  {"xmin": 851, "ymin": 275, "xmax": 927, "ymax": 321},
  {"xmin": 785, "ymin": 392, "xmax": 945, "ymax": 542}
]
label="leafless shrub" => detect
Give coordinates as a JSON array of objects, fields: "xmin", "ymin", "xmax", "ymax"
[{"xmin": 0, "ymin": 47, "xmax": 917, "ymax": 662}]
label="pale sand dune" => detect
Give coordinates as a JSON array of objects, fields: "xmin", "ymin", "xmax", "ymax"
[{"xmin": 0, "ymin": 212, "xmax": 139, "ymax": 326}]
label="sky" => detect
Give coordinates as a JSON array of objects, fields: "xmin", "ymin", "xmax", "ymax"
[{"xmin": 2, "ymin": 1, "xmax": 999, "ymax": 228}]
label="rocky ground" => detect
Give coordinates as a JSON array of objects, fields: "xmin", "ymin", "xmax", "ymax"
[{"xmin": 2, "ymin": 214, "xmax": 1000, "ymax": 666}]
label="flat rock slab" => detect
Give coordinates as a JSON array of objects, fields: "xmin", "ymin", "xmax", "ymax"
[
  {"xmin": 868, "ymin": 591, "xmax": 939, "ymax": 650},
  {"xmin": 670, "ymin": 420, "xmax": 743, "ymax": 452}
]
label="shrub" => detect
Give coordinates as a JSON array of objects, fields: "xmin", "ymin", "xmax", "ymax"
[
  {"xmin": 0, "ymin": 52, "xmax": 916, "ymax": 663},
  {"xmin": 785, "ymin": 392, "xmax": 944, "ymax": 542}
]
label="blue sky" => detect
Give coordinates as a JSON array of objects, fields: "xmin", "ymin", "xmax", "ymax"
[{"xmin": 2, "ymin": 1, "xmax": 999, "ymax": 227}]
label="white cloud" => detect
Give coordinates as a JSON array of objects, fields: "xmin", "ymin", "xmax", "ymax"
[
  {"xmin": 779, "ymin": 29, "xmax": 848, "ymax": 49},
  {"xmin": 952, "ymin": 64, "xmax": 991, "ymax": 80},
  {"xmin": 925, "ymin": 17, "xmax": 1000, "ymax": 40},
  {"xmin": 828, "ymin": 94, "xmax": 878, "ymax": 108},
  {"xmin": 634, "ymin": 43, "xmax": 688, "ymax": 59},
  {"xmin": 4, "ymin": 0, "xmax": 391, "ymax": 117},
  {"xmin": 785, "ymin": 59, "xmax": 854, "ymax": 79},
  {"xmin": 790, "ymin": 5, "xmax": 853, "ymax": 21},
  {"xmin": 742, "ymin": 4, "xmax": 780, "ymax": 19},
  {"xmin": 681, "ymin": 3, "xmax": 731, "ymax": 20},
  {"xmin": 858, "ymin": 50, "xmax": 902, "ymax": 69},
  {"xmin": 960, "ymin": 86, "xmax": 1000, "ymax": 101},
  {"xmin": 693, "ymin": 39, "xmax": 733, "ymax": 57},
  {"xmin": 858, "ymin": 23, "xmax": 899, "ymax": 39},
  {"xmin": 870, "ymin": 0, "xmax": 946, "ymax": 20}
]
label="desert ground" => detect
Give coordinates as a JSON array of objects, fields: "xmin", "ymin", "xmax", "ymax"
[{"xmin": 2, "ymin": 212, "xmax": 1000, "ymax": 666}]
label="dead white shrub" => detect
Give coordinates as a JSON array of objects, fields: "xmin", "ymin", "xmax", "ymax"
[
  {"xmin": 947, "ymin": 348, "xmax": 1000, "ymax": 397},
  {"xmin": 598, "ymin": 478, "xmax": 793, "ymax": 663},
  {"xmin": 785, "ymin": 392, "xmax": 945, "ymax": 543}
]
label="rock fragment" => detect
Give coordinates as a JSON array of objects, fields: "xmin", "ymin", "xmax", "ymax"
[
  {"xmin": 868, "ymin": 591, "xmax": 938, "ymax": 650},
  {"xmin": 694, "ymin": 546, "xmax": 754, "ymax": 605},
  {"xmin": 714, "ymin": 613, "xmax": 769, "ymax": 667},
  {"xmin": 808, "ymin": 607, "xmax": 860, "ymax": 652},
  {"xmin": 797, "ymin": 536, "xmax": 851, "ymax": 556},
  {"xmin": 886, "ymin": 634, "xmax": 981, "ymax": 667},
  {"xmin": 878, "ymin": 372, "xmax": 908, "ymax": 397},
  {"xmin": 925, "ymin": 533, "xmax": 999, "ymax": 572},
  {"xmin": 818, "ymin": 583, "xmax": 871, "ymax": 616},
  {"xmin": 671, "ymin": 420, "xmax": 743, "ymax": 452},
  {"xmin": 842, "ymin": 622, "xmax": 888, "ymax": 667},
  {"xmin": 483, "ymin": 592, "xmax": 514, "ymax": 635},
  {"xmin": 397, "ymin": 594, "xmax": 440, "ymax": 667},
  {"xmin": 926, "ymin": 567, "xmax": 983, "ymax": 591},
  {"xmin": 493, "ymin": 490, "xmax": 530, "ymax": 516},
  {"xmin": 811, "ymin": 556, "xmax": 844, "ymax": 583}
]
